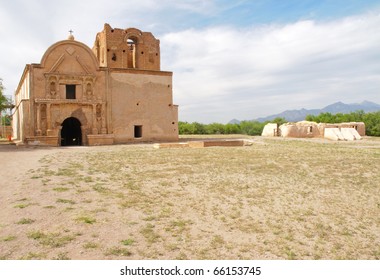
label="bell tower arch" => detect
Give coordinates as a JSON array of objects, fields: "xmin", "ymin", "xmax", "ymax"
[{"xmin": 92, "ymin": 24, "xmax": 160, "ymax": 71}]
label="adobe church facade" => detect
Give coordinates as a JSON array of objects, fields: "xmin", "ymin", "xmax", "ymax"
[{"xmin": 12, "ymin": 24, "xmax": 178, "ymax": 146}]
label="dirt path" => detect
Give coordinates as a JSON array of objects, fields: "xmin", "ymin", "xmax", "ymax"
[{"xmin": 0, "ymin": 144, "xmax": 55, "ymax": 184}]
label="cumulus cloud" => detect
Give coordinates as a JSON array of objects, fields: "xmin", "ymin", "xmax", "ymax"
[
  {"xmin": 161, "ymin": 11, "xmax": 380, "ymax": 122},
  {"xmin": 1, "ymin": 0, "xmax": 379, "ymax": 123}
]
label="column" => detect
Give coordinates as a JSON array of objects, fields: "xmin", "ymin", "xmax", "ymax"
[
  {"xmin": 36, "ymin": 104, "xmax": 41, "ymax": 136},
  {"xmin": 92, "ymin": 104, "xmax": 98, "ymax": 134},
  {"xmin": 101, "ymin": 103, "xmax": 107, "ymax": 134},
  {"xmin": 46, "ymin": 104, "xmax": 53, "ymax": 136},
  {"xmin": 81, "ymin": 125, "xmax": 87, "ymax": 145}
]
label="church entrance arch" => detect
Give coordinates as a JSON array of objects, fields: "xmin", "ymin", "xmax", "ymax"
[{"xmin": 61, "ymin": 117, "xmax": 82, "ymax": 146}]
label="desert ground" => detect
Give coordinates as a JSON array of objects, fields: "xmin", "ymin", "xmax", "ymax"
[{"xmin": 0, "ymin": 136, "xmax": 379, "ymax": 260}]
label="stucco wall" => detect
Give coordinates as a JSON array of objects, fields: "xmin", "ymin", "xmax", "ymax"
[
  {"xmin": 110, "ymin": 71, "xmax": 178, "ymax": 143},
  {"xmin": 280, "ymin": 122, "xmax": 322, "ymax": 138},
  {"xmin": 261, "ymin": 123, "xmax": 278, "ymax": 137}
]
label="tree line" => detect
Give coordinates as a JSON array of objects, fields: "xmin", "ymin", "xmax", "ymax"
[
  {"xmin": 0, "ymin": 78, "xmax": 13, "ymax": 125},
  {"xmin": 179, "ymin": 110, "xmax": 380, "ymax": 136},
  {"xmin": 0, "ymin": 78, "xmax": 12, "ymax": 126},
  {"xmin": 179, "ymin": 117, "xmax": 287, "ymax": 136}
]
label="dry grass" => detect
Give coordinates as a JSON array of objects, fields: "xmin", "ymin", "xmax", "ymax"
[{"xmin": 1, "ymin": 136, "xmax": 380, "ymax": 259}]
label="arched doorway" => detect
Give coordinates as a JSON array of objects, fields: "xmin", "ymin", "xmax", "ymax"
[{"xmin": 61, "ymin": 117, "xmax": 82, "ymax": 146}]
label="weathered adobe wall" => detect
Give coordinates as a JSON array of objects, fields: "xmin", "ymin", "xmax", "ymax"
[
  {"xmin": 322, "ymin": 122, "xmax": 365, "ymax": 136},
  {"xmin": 110, "ymin": 71, "xmax": 178, "ymax": 143},
  {"xmin": 279, "ymin": 122, "xmax": 322, "ymax": 138},
  {"xmin": 276, "ymin": 121, "xmax": 365, "ymax": 139},
  {"xmin": 93, "ymin": 24, "xmax": 160, "ymax": 71},
  {"xmin": 261, "ymin": 123, "xmax": 278, "ymax": 137},
  {"xmin": 14, "ymin": 100, "xmax": 30, "ymax": 142},
  {"xmin": 13, "ymin": 68, "xmax": 31, "ymax": 142}
]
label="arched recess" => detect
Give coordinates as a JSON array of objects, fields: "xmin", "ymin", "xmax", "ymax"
[
  {"xmin": 61, "ymin": 117, "xmax": 82, "ymax": 146},
  {"xmin": 126, "ymin": 36, "xmax": 139, "ymax": 68},
  {"xmin": 125, "ymin": 28, "xmax": 143, "ymax": 69}
]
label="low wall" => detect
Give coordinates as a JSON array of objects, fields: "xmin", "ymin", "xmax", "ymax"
[
  {"xmin": 155, "ymin": 140, "xmax": 245, "ymax": 149},
  {"xmin": 153, "ymin": 142, "xmax": 189, "ymax": 149},
  {"xmin": 87, "ymin": 134, "xmax": 115, "ymax": 146},
  {"xmin": 189, "ymin": 140, "xmax": 245, "ymax": 148},
  {"xmin": 25, "ymin": 136, "xmax": 59, "ymax": 146}
]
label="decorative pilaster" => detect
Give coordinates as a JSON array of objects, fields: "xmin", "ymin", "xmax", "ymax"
[
  {"xmin": 92, "ymin": 104, "xmax": 98, "ymax": 134},
  {"xmin": 46, "ymin": 104, "xmax": 54, "ymax": 136},
  {"xmin": 81, "ymin": 125, "xmax": 87, "ymax": 145},
  {"xmin": 101, "ymin": 104, "xmax": 107, "ymax": 134},
  {"xmin": 36, "ymin": 104, "xmax": 42, "ymax": 136}
]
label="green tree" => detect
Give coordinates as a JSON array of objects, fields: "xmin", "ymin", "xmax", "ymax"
[
  {"xmin": 305, "ymin": 114, "xmax": 316, "ymax": 122},
  {"xmin": 178, "ymin": 121, "xmax": 195, "ymax": 134},
  {"xmin": 349, "ymin": 110, "xmax": 365, "ymax": 122},
  {"xmin": 193, "ymin": 122, "xmax": 206, "ymax": 134},
  {"xmin": 1, "ymin": 115, "xmax": 11, "ymax": 126},
  {"xmin": 0, "ymin": 78, "xmax": 7, "ymax": 112},
  {"xmin": 224, "ymin": 123, "xmax": 241, "ymax": 134},
  {"xmin": 205, "ymin": 123, "xmax": 225, "ymax": 134},
  {"xmin": 239, "ymin": 121, "xmax": 265, "ymax": 135},
  {"xmin": 271, "ymin": 117, "xmax": 287, "ymax": 125},
  {"xmin": 363, "ymin": 111, "xmax": 380, "ymax": 136}
]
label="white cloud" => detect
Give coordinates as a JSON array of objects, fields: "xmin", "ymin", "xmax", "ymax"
[
  {"xmin": 161, "ymin": 11, "xmax": 380, "ymax": 122},
  {"xmin": 1, "ymin": 1, "xmax": 379, "ymax": 123}
]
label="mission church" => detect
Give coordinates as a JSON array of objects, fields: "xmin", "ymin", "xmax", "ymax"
[{"xmin": 12, "ymin": 24, "xmax": 178, "ymax": 146}]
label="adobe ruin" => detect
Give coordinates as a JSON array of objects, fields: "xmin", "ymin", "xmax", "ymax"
[{"xmin": 262, "ymin": 121, "xmax": 365, "ymax": 141}]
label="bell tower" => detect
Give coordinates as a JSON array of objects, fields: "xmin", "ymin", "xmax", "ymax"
[{"xmin": 93, "ymin": 23, "xmax": 161, "ymax": 71}]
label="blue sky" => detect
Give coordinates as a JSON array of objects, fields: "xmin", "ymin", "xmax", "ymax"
[{"xmin": 1, "ymin": 0, "xmax": 379, "ymax": 123}]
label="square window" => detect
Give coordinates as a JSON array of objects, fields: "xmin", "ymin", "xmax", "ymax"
[{"xmin": 66, "ymin": 85, "xmax": 76, "ymax": 99}]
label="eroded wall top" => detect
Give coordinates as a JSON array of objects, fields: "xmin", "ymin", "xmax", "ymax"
[{"xmin": 93, "ymin": 23, "xmax": 161, "ymax": 71}]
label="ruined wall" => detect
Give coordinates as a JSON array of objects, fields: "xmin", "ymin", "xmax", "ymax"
[
  {"xmin": 269, "ymin": 121, "xmax": 366, "ymax": 141},
  {"xmin": 261, "ymin": 123, "xmax": 279, "ymax": 137},
  {"xmin": 93, "ymin": 24, "xmax": 160, "ymax": 71},
  {"xmin": 322, "ymin": 122, "xmax": 365, "ymax": 136},
  {"xmin": 279, "ymin": 121, "xmax": 322, "ymax": 138}
]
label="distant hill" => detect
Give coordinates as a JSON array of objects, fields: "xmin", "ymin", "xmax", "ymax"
[
  {"xmin": 230, "ymin": 101, "xmax": 380, "ymax": 124},
  {"xmin": 229, "ymin": 119, "xmax": 241, "ymax": 124}
]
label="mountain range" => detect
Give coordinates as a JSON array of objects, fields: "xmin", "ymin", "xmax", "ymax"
[{"xmin": 229, "ymin": 101, "xmax": 380, "ymax": 124}]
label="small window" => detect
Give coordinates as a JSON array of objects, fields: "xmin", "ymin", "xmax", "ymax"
[
  {"xmin": 134, "ymin": 125, "xmax": 142, "ymax": 138},
  {"xmin": 66, "ymin": 85, "xmax": 76, "ymax": 99}
]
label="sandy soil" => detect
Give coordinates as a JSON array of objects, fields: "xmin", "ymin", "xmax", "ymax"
[{"xmin": 1, "ymin": 137, "xmax": 379, "ymax": 260}]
